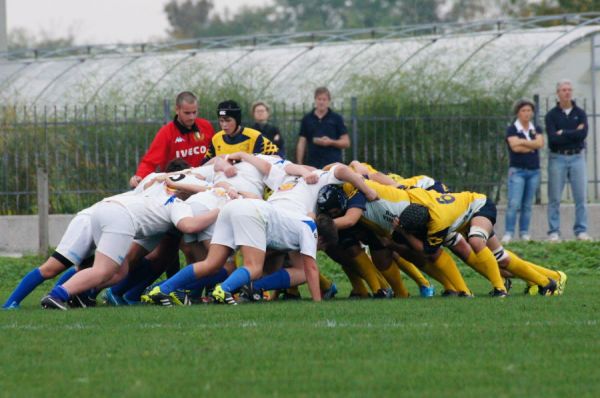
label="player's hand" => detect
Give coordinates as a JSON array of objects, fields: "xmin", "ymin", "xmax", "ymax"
[
  {"xmin": 365, "ymin": 188, "xmax": 379, "ymax": 202},
  {"xmin": 129, "ymin": 175, "xmax": 142, "ymax": 188},
  {"xmin": 226, "ymin": 187, "xmax": 239, "ymax": 199},
  {"xmin": 303, "ymin": 173, "xmax": 319, "ymax": 184},
  {"xmin": 224, "ymin": 165, "xmax": 237, "ymax": 178}
]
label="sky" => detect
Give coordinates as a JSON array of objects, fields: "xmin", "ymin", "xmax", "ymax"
[{"xmin": 6, "ymin": 0, "xmax": 271, "ymax": 45}]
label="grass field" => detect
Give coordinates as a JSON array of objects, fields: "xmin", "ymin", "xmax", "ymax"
[{"xmin": 1, "ymin": 242, "xmax": 599, "ymax": 397}]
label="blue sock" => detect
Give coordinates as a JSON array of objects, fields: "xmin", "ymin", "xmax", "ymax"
[
  {"xmin": 111, "ymin": 258, "xmax": 154, "ymax": 296},
  {"xmin": 53, "ymin": 267, "xmax": 76, "ymax": 287},
  {"xmin": 253, "ymin": 269, "xmax": 291, "ymax": 291},
  {"xmin": 183, "ymin": 268, "xmax": 228, "ymax": 291},
  {"xmin": 220, "ymin": 267, "xmax": 251, "ymax": 293},
  {"xmin": 160, "ymin": 264, "xmax": 197, "ymax": 294},
  {"xmin": 49, "ymin": 285, "xmax": 70, "ymax": 301},
  {"xmin": 3, "ymin": 268, "xmax": 46, "ymax": 308},
  {"xmin": 123, "ymin": 267, "xmax": 164, "ymax": 302}
]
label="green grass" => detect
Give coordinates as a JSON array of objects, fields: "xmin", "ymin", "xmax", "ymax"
[{"xmin": 1, "ymin": 242, "xmax": 600, "ymax": 398}]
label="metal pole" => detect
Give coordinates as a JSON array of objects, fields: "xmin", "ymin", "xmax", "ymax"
[
  {"xmin": 162, "ymin": 98, "xmax": 170, "ymax": 125},
  {"xmin": 0, "ymin": 0, "xmax": 7, "ymax": 53},
  {"xmin": 37, "ymin": 167, "xmax": 49, "ymax": 256},
  {"xmin": 534, "ymin": 94, "xmax": 541, "ymax": 204},
  {"xmin": 591, "ymin": 34, "xmax": 599, "ymax": 200},
  {"xmin": 351, "ymin": 97, "xmax": 358, "ymax": 161}
]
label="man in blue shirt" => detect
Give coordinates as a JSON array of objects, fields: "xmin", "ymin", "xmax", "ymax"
[
  {"xmin": 295, "ymin": 87, "xmax": 350, "ymax": 169},
  {"xmin": 545, "ymin": 79, "xmax": 591, "ymax": 241}
]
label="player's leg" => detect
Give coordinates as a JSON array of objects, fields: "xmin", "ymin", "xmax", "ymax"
[
  {"xmin": 371, "ymin": 248, "xmax": 408, "ymax": 298},
  {"xmin": 214, "ymin": 245, "xmax": 266, "ymax": 304}
]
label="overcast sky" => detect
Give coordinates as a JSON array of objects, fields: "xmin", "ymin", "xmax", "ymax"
[{"xmin": 7, "ymin": 0, "xmax": 271, "ymax": 45}]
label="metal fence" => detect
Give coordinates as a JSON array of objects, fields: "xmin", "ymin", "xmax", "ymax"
[{"xmin": 0, "ymin": 97, "xmax": 598, "ymax": 215}]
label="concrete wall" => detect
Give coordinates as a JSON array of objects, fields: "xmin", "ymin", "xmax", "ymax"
[{"xmin": 1, "ymin": 205, "xmax": 598, "ymax": 254}]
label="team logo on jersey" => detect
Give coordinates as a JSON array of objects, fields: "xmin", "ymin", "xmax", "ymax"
[{"xmin": 175, "ymin": 137, "xmax": 184, "ymax": 143}]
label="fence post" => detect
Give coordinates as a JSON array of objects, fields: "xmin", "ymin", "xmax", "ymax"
[
  {"xmin": 351, "ymin": 97, "xmax": 358, "ymax": 161},
  {"xmin": 533, "ymin": 94, "xmax": 542, "ymax": 204},
  {"xmin": 37, "ymin": 167, "xmax": 49, "ymax": 256},
  {"xmin": 162, "ymin": 98, "xmax": 170, "ymax": 125}
]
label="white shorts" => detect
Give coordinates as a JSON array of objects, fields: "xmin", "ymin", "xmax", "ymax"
[
  {"xmin": 134, "ymin": 235, "xmax": 164, "ymax": 252},
  {"xmin": 211, "ymin": 199, "xmax": 268, "ymax": 251},
  {"xmin": 183, "ymin": 202, "xmax": 215, "ymax": 244},
  {"xmin": 91, "ymin": 202, "xmax": 135, "ymax": 265},
  {"xmin": 55, "ymin": 212, "xmax": 96, "ymax": 266}
]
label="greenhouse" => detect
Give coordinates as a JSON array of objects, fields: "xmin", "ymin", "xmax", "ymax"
[{"xmin": 0, "ymin": 13, "xmax": 599, "ymax": 214}]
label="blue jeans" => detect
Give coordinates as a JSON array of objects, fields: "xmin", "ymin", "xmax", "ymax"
[
  {"xmin": 547, "ymin": 152, "xmax": 588, "ymax": 235},
  {"xmin": 505, "ymin": 167, "xmax": 540, "ymax": 236}
]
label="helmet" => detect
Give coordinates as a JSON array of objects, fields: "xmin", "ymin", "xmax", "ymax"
[
  {"xmin": 317, "ymin": 185, "xmax": 347, "ymax": 214},
  {"xmin": 398, "ymin": 204, "xmax": 429, "ymax": 235},
  {"xmin": 217, "ymin": 100, "xmax": 242, "ymax": 127}
]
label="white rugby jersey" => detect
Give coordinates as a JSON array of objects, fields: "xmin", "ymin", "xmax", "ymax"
[
  {"xmin": 267, "ymin": 165, "xmax": 343, "ymax": 215},
  {"xmin": 102, "ymin": 183, "xmax": 193, "ymax": 239},
  {"xmin": 189, "ymin": 164, "xmax": 215, "ymax": 183},
  {"xmin": 185, "ymin": 187, "xmax": 231, "ymax": 210},
  {"xmin": 213, "ymin": 154, "xmax": 285, "ymax": 196}
]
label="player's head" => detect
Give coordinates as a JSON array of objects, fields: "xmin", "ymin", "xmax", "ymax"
[
  {"xmin": 217, "ymin": 100, "xmax": 242, "ymax": 135},
  {"xmin": 397, "ymin": 204, "xmax": 430, "ymax": 238},
  {"xmin": 165, "ymin": 158, "xmax": 190, "ymax": 173},
  {"xmin": 314, "ymin": 86, "xmax": 331, "ymax": 112},
  {"xmin": 316, "ymin": 213, "xmax": 338, "ymax": 250},
  {"xmin": 317, "ymin": 184, "xmax": 347, "ymax": 218},
  {"xmin": 175, "ymin": 91, "xmax": 198, "ymax": 128}
]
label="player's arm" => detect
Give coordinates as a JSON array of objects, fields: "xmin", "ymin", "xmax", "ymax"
[
  {"xmin": 228, "ymin": 152, "xmax": 272, "ymax": 176},
  {"xmin": 176, "ymin": 208, "xmax": 220, "ymax": 234},
  {"xmin": 333, "ymin": 165, "xmax": 378, "ymax": 201},
  {"xmin": 334, "ymin": 207, "xmax": 363, "ymax": 230},
  {"xmin": 289, "ymin": 251, "xmax": 321, "ymax": 301},
  {"xmin": 165, "ymin": 178, "xmax": 209, "ymax": 194}
]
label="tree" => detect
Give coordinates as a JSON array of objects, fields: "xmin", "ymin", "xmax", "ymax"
[{"xmin": 532, "ymin": 0, "xmax": 597, "ymax": 15}]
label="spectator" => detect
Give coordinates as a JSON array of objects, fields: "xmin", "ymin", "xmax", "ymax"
[
  {"xmin": 295, "ymin": 87, "xmax": 350, "ymax": 169},
  {"xmin": 129, "ymin": 91, "xmax": 214, "ymax": 188},
  {"xmin": 251, "ymin": 101, "xmax": 286, "ymax": 158},
  {"xmin": 501, "ymin": 99, "xmax": 543, "ymax": 243},
  {"xmin": 545, "ymin": 79, "xmax": 591, "ymax": 241}
]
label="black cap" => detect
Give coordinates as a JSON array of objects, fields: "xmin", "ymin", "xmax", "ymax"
[{"xmin": 217, "ymin": 100, "xmax": 242, "ymax": 128}]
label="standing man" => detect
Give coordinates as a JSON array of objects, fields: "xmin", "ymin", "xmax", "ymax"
[
  {"xmin": 545, "ymin": 80, "xmax": 591, "ymax": 241},
  {"xmin": 295, "ymin": 87, "xmax": 350, "ymax": 169},
  {"xmin": 129, "ymin": 91, "xmax": 215, "ymax": 188}
]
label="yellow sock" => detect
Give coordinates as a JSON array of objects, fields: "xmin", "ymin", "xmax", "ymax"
[
  {"xmin": 394, "ymin": 255, "xmax": 430, "ymax": 287},
  {"xmin": 380, "ymin": 262, "xmax": 409, "ymax": 298},
  {"xmin": 341, "ymin": 263, "xmax": 370, "ymax": 297},
  {"xmin": 432, "ymin": 250, "xmax": 470, "ymax": 294},
  {"xmin": 505, "ymin": 250, "xmax": 560, "ymax": 281},
  {"xmin": 504, "ymin": 253, "xmax": 550, "ymax": 287},
  {"xmin": 422, "ymin": 262, "xmax": 456, "ymax": 291},
  {"xmin": 319, "ymin": 272, "xmax": 332, "ymax": 291},
  {"xmin": 352, "ymin": 251, "xmax": 383, "ymax": 293},
  {"xmin": 375, "ymin": 270, "xmax": 391, "ymax": 290},
  {"xmin": 466, "ymin": 248, "xmax": 505, "ymax": 291}
]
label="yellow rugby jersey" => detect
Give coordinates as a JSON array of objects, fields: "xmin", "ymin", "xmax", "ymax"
[
  {"xmin": 342, "ymin": 179, "xmax": 410, "ymax": 234},
  {"xmin": 405, "ymin": 188, "xmax": 487, "ymax": 250},
  {"xmin": 203, "ymin": 127, "xmax": 279, "ymax": 162}
]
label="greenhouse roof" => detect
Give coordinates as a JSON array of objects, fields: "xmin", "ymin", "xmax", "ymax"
[{"xmin": 1, "ymin": 13, "xmax": 599, "ymax": 105}]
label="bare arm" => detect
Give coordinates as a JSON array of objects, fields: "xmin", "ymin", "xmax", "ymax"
[
  {"xmin": 333, "ymin": 208, "xmax": 364, "ymax": 230},
  {"xmin": 295, "ymin": 136, "xmax": 307, "ymax": 165},
  {"xmin": 333, "ymin": 165, "xmax": 378, "ymax": 201},
  {"xmin": 302, "ymin": 253, "xmax": 321, "ymax": 301},
  {"xmin": 228, "ymin": 152, "xmax": 272, "ymax": 176},
  {"xmin": 176, "ymin": 208, "xmax": 220, "ymax": 234}
]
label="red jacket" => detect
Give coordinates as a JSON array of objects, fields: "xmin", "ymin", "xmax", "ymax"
[{"xmin": 135, "ymin": 117, "xmax": 215, "ymax": 178}]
